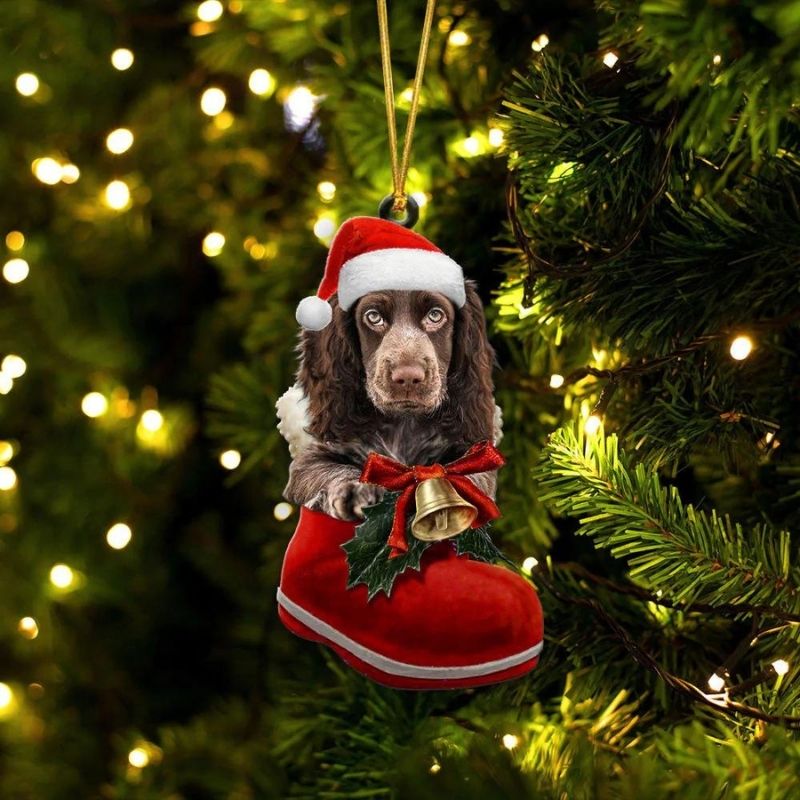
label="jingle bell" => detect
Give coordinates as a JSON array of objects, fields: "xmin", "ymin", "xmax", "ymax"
[{"xmin": 411, "ymin": 477, "xmax": 478, "ymax": 541}]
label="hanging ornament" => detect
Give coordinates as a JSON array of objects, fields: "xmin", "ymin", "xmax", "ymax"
[{"xmin": 276, "ymin": 0, "xmax": 544, "ymax": 690}]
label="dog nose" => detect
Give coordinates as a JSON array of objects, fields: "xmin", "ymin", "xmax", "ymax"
[{"xmin": 390, "ymin": 363, "xmax": 426, "ymax": 386}]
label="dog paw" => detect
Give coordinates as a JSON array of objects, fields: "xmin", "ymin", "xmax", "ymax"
[{"xmin": 327, "ymin": 481, "xmax": 385, "ymax": 521}]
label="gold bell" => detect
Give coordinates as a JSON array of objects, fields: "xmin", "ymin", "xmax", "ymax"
[{"xmin": 410, "ymin": 478, "xmax": 478, "ymax": 541}]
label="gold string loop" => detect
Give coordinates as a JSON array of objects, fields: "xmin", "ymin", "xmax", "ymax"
[{"xmin": 377, "ymin": 0, "xmax": 436, "ymax": 213}]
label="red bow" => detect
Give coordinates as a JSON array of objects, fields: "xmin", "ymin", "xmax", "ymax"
[{"xmin": 359, "ymin": 441, "xmax": 506, "ymax": 558}]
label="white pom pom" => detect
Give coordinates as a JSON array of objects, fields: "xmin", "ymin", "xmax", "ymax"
[{"xmin": 296, "ymin": 295, "xmax": 332, "ymax": 330}]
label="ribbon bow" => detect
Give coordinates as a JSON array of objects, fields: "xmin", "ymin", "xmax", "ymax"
[{"xmin": 359, "ymin": 441, "xmax": 506, "ymax": 558}]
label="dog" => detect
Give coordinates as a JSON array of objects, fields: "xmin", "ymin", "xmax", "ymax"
[{"xmin": 279, "ymin": 282, "xmax": 500, "ymax": 521}]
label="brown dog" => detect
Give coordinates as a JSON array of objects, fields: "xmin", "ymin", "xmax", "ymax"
[{"xmin": 280, "ymin": 281, "xmax": 499, "ymax": 520}]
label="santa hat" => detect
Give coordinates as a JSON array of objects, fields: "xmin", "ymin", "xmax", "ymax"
[{"xmin": 295, "ymin": 217, "xmax": 466, "ymax": 330}]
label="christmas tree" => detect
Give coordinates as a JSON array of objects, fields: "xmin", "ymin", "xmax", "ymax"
[{"xmin": 2, "ymin": 0, "xmax": 800, "ymax": 796}]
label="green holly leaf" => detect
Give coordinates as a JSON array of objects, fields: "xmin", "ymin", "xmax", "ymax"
[
  {"xmin": 454, "ymin": 524, "xmax": 513, "ymax": 567},
  {"xmin": 341, "ymin": 491, "xmax": 430, "ymax": 600}
]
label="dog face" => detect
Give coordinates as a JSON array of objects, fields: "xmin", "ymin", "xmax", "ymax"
[{"xmin": 353, "ymin": 291, "xmax": 454, "ymax": 414}]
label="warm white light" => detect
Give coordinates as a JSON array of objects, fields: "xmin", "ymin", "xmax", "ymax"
[
  {"xmin": 2, "ymin": 355, "xmax": 26, "ymax": 379},
  {"xmin": 0, "ymin": 442, "xmax": 13, "ymax": 464},
  {"xmin": 429, "ymin": 762, "xmax": 441, "ymax": 774},
  {"xmin": 603, "ymin": 51, "xmax": 619, "ymax": 68},
  {"xmin": 82, "ymin": 391, "xmax": 109, "ymax": 418},
  {"xmin": 0, "ymin": 467, "xmax": 17, "ymax": 491},
  {"xmin": 0, "ymin": 683, "xmax": 12, "ymax": 710},
  {"xmin": 104, "ymin": 180, "xmax": 131, "ymax": 210},
  {"xmin": 729, "ymin": 335, "xmax": 753, "ymax": 361},
  {"xmin": 16, "ymin": 73, "xmax": 40, "ymax": 97},
  {"xmin": 313, "ymin": 217, "xmax": 336, "ymax": 240},
  {"xmin": 712, "ymin": 54, "xmax": 722, "ymax": 66},
  {"xmin": 284, "ymin": 86, "xmax": 318, "ymax": 131},
  {"xmin": 18, "ymin": 617, "xmax": 39, "ymax": 640},
  {"xmin": 773, "ymin": 659, "xmax": 790, "ymax": 676},
  {"xmin": 462, "ymin": 136, "xmax": 480, "ymax": 156},
  {"xmin": 200, "ymin": 87, "xmax": 227, "ymax": 116},
  {"xmin": 197, "ymin": 0, "xmax": 224, "ymax": 21},
  {"xmin": 317, "ymin": 181, "xmax": 337, "ymax": 202},
  {"xmin": 3, "ymin": 258, "xmax": 30, "ymax": 284},
  {"xmin": 202, "ymin": 231, "xmax": 226, "ymax": 257},
  {"xmin": 448, "ymin": 30, "xmax": 471, "ymax": 47},
  {"xmin": 531, "ymin": 33, "xmax": 550, "ymax": 52},
  {"xmin": 502, "ymin": 733, "xmax": 519, "ymax": 750},
  {"xmin": 61, "ymin": 164, "xmax": 80, "ymax": 184},
  {"xmin": 521, "ymin": 556, "xmax": 539, "ymax": 575},
  {"xmin": 128, "ymin": 747, "xmax": 150, "ymax": 768},
  {"xmin": 49, "ymin": 564, "xmax": 74, "ymax": 589},
  {"xmin": 707, "ymin": 672, "xmax": 725, "ymax": 692},
  {"xmin": 0, "ymin": 374, "xmax": 12, "ymax": 395},
  {"xmin": 584, "ymin": 414, "xmax": 602, "ymax": 435},
  {"xmin": 106, "ymin": 128, "xmax": 134, "ymax": 154},
  {"xmin": 248, "ymin": 68, "xmax": 276, "ymax": 97},
  {"xmin": 111, "ymin": 48, "xmax": 134, "ymax": 70},
  {"xmin": 106, "ymin": 522, "xmax": 133, "ymax": 550},
  {"xmin": 5, "ymin": 231, "xmax": 24, "ymax": 251},
  {"xmin": 140, "ymin": 409, "xmax": 164, "ymax": 432},
  {"xmin": 33, "ymin": 157, "xmax": 63, "ymax": 185},
  {"xmin": 488, "ymin": 127, "xmax": 504, "ymax": 147},
  {"xmin": 219, "ymin": 449, "xmax": 241, "ymax": 470},
  {"xmin": 274, "ymin": 502, "xmax": 293, "ymax": 521},
  {"xmin": 549, "ymin": 373, "xmax": 564, "ymax": 389}
]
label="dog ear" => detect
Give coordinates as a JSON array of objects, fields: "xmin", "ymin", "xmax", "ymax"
[
  {"xmin": 446, "ymin": 281, "xmax": 497, "ymax": 444},
  {"xmin": 297, "ymin": 294, "xmax": 372, "ymax": 440}
]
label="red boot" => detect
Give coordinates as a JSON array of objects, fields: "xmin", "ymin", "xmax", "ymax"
[{"xmin": 277, "ymin": 507, "xmax": 544, "ymax": 690}]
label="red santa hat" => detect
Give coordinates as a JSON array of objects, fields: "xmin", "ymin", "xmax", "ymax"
[{"xmin": 295, "ymin": 217, "xmax": 466, "ymax": 330}]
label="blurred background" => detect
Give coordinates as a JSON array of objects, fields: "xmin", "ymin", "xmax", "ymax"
[{"xmin": 2, "ymin": 0, "xmax": 800, "ymax": 797}]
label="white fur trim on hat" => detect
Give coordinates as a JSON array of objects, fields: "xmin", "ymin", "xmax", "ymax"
[
  {"xmin": 276, "ymin": 384, "xmax": 316, "ymax": 457},
  {"xmin": 337, "ymin": 248, "xmax": 466, "ymax": 311},
  {"xmin": 296, "ymin": 295, "xmax": 333, "ymax": 330}
]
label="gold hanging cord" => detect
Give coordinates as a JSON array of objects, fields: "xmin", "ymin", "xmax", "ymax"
[{"xmin": 377, "ymin": 0, "xmax": 436, "ymax": 213}]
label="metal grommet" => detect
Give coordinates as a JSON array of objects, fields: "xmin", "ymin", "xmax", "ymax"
[{"xmin": 378, "ymin": 194, "xmax": 420, "ymax": 229}]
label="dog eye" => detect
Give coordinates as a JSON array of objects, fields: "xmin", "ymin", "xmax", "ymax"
[
  {"xmin": 364, "ymin": 309, "xmax": 384, "ymax": 327},
  {"xmin": 426, "ymin": 307, "xmax": 446, "ymax": 324}
]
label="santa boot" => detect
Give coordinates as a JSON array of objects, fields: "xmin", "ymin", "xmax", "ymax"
[{"xmin": 277, "ymin": 506, "xmax": 544, "ymax": 690}]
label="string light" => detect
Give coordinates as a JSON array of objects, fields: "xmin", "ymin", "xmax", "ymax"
[
  {"xmin": 18, "ymin": 617, "xmax": 39, "ymax": 640},
  {"xmin": 106, "ymin": 522, "xmax": 133, "ymax": 550},
  {"xmin": 15, "ymin": 73, "xmax": 40, "ymax": 97},
  {"xmin": 61, "ymin": 164, "xmax": 80, "ymax": 184},
  {"xmin": 462, "ymin": 136, "xmax": 480, "ymax": 156},
  {"xmin": 248, "ymin": 68, "xmax": 276, "ymax": 97},
  {"xmin": 712, "ymin": 54, "xmax": 722, "ymax": 66},
  {"xmin": 5, "ymin": 231, "xmax": 24, "ymax": 251},
  {"xmin": 707, "ymin": 672, "xmax": 726, "ymax": 692},
  {"xmin": 81, "ymin": 391, "xmax": 109, "ymax": 418},
  {"xmin": 0, "ymin": 683, "xmax": 13, "ymax": 711},
  {"xmin": 729, "ymin": 335, "xmax": 753, "ymax": 361},
  {"xmin": 111, "ymin": 48, "xmax": 134, "ymax": 71},
  {"xmin": 0, "ymin": 467, "xmax": 17, "ymax": 491},
  {"xmin": 128, "ymin": 747, "xmax": 150, "ymax": 768},
  {"xmin": 196, "ymin": 0, "xmax": 224, "ymax": 21},
  {"xmin": 200, "ymin": 87, "xmax": 227, "ymax": 116},
  {"xmin": 0, "ymin": 442, "xmax": 13, "ymax": 464},
  {"xmin": 521, "ymin": 556, "xmax": 539, "ymax": 575},
  {"xmin": 2, "ymin": 355, "xmax": 27, "ymax": 378},
  {"xmin": 284, "ymin": 86, "xmax": 318, "ymax": 132},
  {"xmin": 274, "ymin": 502, "xmax": 293, "ymax": 521},
  {"xmin": 106, "ymin": 128, "xmax": 134, "ymax": 154},
  {"xmin": 219, "ymin": 449, "xmax": 241, "ymax": 470},
  {"xmin": 772, "ymin": 659, "xmax": 790, "ymax": 676},
  {"xmin": 49, "ymin": 564, "xmax": 75, "ymax": 589},
  {"xmin": 3, "ymin": 258, "xmax": 30, "ymax": 284},
  {"xmin": 202, "ymin": 231, "xmax": 225, "ymax": 257},
  {"xmin": 317, "ymin": 181, "xmax": 337, "ymax": 202},
  {"xmin": 313, "ymin": 216, "xmax": 336, "ymax": 241},
  {"xmin": 0, "ymin": 374, "xmax": 12, "ymax": 395},
  {"xmin": 584, "ymin": 414, "xmax": 602, "ymax": 435},
  {"xmin": 140, "ymin": 409, "xmax": 164, "ymax": 432},
  {"xmin": 32, "ymin": 157, "xmax": 63, "ymax": 185},
  {"xmin": 104, "ymin": 180, "xmax": 131, "ymax": 210},
  {"xmin": 488, "ymin": 127, "xmax": 504, "ymax": 147},
  {"xmin": 531, "ymin": 33, "xmax": 549, "ymax": 52},
  {"xmin": 501, "ymin": 733, "xmax": 519, "ymax": 750},
  {"xmin": 602, "ymin": 51, "xmax": 619, "ymax": 69},
  {"xmin": 429, "ymin": 761, "xmax": 441, "ymax": 774},
  {"xmin": 549, "ymin": 373, "xmax": 564, "ymax": 389},
  {"xmin": 448, "ymin": 30, "xmax": 470, "ymax": 47}
]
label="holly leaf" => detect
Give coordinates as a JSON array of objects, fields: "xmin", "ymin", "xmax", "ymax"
[
  {"xmin": 341, "ymin": 491, "xmax": 431, "ymax": 600},
  {"xmin": 454, "ymin": 524, "xmax": 513, "ymax": 566}
]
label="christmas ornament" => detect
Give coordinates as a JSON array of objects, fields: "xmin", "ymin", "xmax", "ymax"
[{"xmin": 275, "ymin": 0, "xmax": 543, "ymax": 690}]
